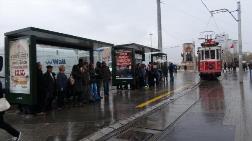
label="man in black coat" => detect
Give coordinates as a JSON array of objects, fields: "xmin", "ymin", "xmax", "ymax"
[
  {"xmin": 169, "ymin": 63, "xmax": 175, "ymax": 81},
  {"xmin": 42, "ymin": 65, "xmax": 56, "ymax": 112},
  {"xmin": 36, "ymin": 62, "xmax": 44, "ymax": 113}
]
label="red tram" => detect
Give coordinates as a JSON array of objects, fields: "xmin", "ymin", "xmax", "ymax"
[{"xmin": 198, "ymin": 39, "xmax": 222, "ymax": 79}]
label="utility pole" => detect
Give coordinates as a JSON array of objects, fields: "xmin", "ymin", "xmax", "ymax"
[
  {"xmin": 237, "ymin": 1, "xmax": 243, "ymax": 83},
  {"xmin": 157, "ymin": 0, "xmax": 163, "ymax": 52},
  {"xmin": 210, "ymin": 1, "xmax": 243, "ymax": 83}
]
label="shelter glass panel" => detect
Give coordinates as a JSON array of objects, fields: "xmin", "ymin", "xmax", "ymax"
[
  {"xmin": 36, "ymin": 44, "xmax": 90, "ymax": 76},
  {"xmin": 210, "ymin": 50, "xmax": 215, "ymax": 59}
]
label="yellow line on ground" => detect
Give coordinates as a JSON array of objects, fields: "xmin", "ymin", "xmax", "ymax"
[{"xmin": 136, "ymin": 84, "xmax": 190, "ymax": 109}]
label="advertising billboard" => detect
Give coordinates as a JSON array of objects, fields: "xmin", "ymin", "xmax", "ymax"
[
  {"xmin": 9, "ymin": 38, "xmax": 30, "ymax": 94},
  {"xmin": 115, "ymin": 49, "xmax": 133, "ymax": 79}
]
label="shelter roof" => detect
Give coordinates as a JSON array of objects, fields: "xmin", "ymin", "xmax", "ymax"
[
  {"xmin": 115, "ymin": 43, "xmax": 159, "ymax": 53},
  {"xmin": 5, "ymin": 27, "xmax": 113, "ymax": 48}
]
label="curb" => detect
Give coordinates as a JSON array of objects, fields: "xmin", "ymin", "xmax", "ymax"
[{"xmin": 80, "ymin": 81, "xmax": 200, "ymax": 141}]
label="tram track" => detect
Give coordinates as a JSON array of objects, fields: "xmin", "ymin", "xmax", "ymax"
[
  {"xmin": 153, "ymin": 80, "xmax": 222, "ymax": 141},
  {"xmin": 84, "ymin": 81, "xmax": 201, "ymax": 141}
]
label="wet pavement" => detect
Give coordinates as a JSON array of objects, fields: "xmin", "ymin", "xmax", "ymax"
[
  {"xmin": 0, "ymin": 71, "xmax": 199, "ymax": 141},
  {"xmin": 105, "ymin": 71, "xmax": 252, "ymax": 141}
]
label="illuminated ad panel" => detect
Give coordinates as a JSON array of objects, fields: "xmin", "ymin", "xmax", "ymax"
[{"xmin": 9, "ymin": 38, "xmax": 30, "ymax": 94}]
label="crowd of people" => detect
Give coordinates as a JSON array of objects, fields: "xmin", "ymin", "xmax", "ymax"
[
  {"xmin": 223, "ymin": 62, "xmax": 238, "ymax": 72},
  {"xmin": 118, "ymin": 62, "xmax": 177, "ymax": 90},
  {"xmin": 223, "ymin": 61, "xmax": 252, "ymax": 73},
  {"xmin": 36, "ymin": 59, "xmax": 111, "ymax": 115}
]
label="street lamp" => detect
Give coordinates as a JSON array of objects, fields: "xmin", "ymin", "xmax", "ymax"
[{"xmin": 210, "ymin": 1, "xmax": 243, "ymax": 83}]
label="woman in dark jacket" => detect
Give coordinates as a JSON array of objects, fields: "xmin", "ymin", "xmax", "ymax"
[
  {"xmin": 0, "ymin": 81, "xmax": 21, "ymax": 141},
  {"xmin": 56, "ymin": 65, "xmax": 68, "ymax": 109}
]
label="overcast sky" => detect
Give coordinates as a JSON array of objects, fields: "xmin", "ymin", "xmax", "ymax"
[{"xmin": 0, "ymin": 0, "xmax": 251, "ymax": 62}]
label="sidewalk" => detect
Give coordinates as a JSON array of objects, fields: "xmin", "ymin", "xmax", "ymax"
[{"xmin": 0, "ymin": 72, "xmax": 199, "ymax": 141}]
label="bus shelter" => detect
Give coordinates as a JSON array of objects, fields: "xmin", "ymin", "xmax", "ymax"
[
  {"xmin": 112, "ymin": 43, "xmax": 159, "ymax": 88},
  {"xmin": 4, "ymin": 27, "xmax": 113, "ymax": 105},
  {"xmin": 151, "ymin": 52, "xmax": 167, "ymax": 63}
]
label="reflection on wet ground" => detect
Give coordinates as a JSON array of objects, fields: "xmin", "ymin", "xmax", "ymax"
[
  {"xmin": 158, "ymin": 71, "xmax": 252, "ymax": 141},
  {"xmin": 0, "ymin": 72, "xmax": 198, "ymax": 141}
]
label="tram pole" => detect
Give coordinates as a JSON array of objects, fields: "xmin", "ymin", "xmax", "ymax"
[
  {"xmin": 237, "ymin": 1, "xmax": 243, "ymax": 83},
  {"xmin": 157, "ymin": 0, "xmax": 163, "ymax": 52},
  {"xmin": 209, "ymin": 1, "xmax": 243, "ymax": 83}
]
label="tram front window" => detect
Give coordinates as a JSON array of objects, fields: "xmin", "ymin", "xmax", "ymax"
[
  {"xmin": 201, "ymin": 50, "xmax": 204, "ymax": 60},
  {"xmin": 205, "ymin": 50, "xmax": 210, "ymax": 59},
  {"xmin": 216, "ymin": 49, "xmax": 220, "ymax": 59},
  {"xmin": 210, "ymin": 50, "xmax": 215, "ymax": 59}
]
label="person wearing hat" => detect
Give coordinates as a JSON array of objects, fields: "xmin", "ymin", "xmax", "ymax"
[{"xmin": 41, "ymin": 65, "xmax": 56, "ymax": 113}]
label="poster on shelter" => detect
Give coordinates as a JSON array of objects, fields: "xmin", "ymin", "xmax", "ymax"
[
  {"xmin": 115, "ymin": 49, "xmax": 133, "ymax": 79},
  {"xmin": 9, "ymin": 38, "xmax": 30, "ymax": 94},
  {"xmin": 102, "ymin": 47, "xmax": 111, "ymax": 65}
]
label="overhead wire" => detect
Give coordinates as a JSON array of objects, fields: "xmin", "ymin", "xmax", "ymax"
[
  {"xmin": 161, "ymin": 0, "xmax": 221, "ymax": 42},
  {"xmin": 200, "ymin": 0, "xmax": 224, "ymax": 33},
  {"xmin": 161, "ymin": 1, "xmax": 212, "ymax": 38},
  {"xmin": 200, "ymin": 0, "xmax": 212, "ymax": 16}
]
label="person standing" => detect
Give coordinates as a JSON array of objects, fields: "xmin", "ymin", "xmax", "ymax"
[
  {"xmin": 223, "ymin": 62, "xmax": 227, "ymax": 73},
  {"xmin": 139, "ymin": 64, "xmax": 147, "ymax": 88},
  {"xmin": 36, "ymin": 62, "xmax": 44, "ymax": 113},
  {"xmin": 248, "ymin": 61, "xmax": 252, "ymax": 77},
  {"xmin": 82, "ymin": 62, "xmax": 91, "ymax": 103},
  {"xmin": 162, "ymin": 62, "xmax": 168, "ymax": 81},
  {"xmin": 42, "ymin": 65, "xmax": 56, "ymax": 112},
  {"xmin": 56, "ymin": 65, "xmax": 68, "ymax": 109},
  {"xmin": 169, "ymin": 62, "xmax": 175, "ymax": 81},
  {"xmin": 72, "ymin": 59, "xmax": 84, "ymax": 106},
  {"xmin": 147, "ymin": 64, "xmax": 155, "ymax": 88},
  {"xmin": 95, "ymin": 62, "xmax": 103, "ymax": 99},
  {"xmin": 89, "ymin": 63, "xmax": 99, "ymax": 101},
  {"xmin": 102, "ymin": 62, "xmax": 111, "ymax": 96},
  {"xmin": 0, "ymin": 81, "xmax": 21, "ymax": 141}
]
